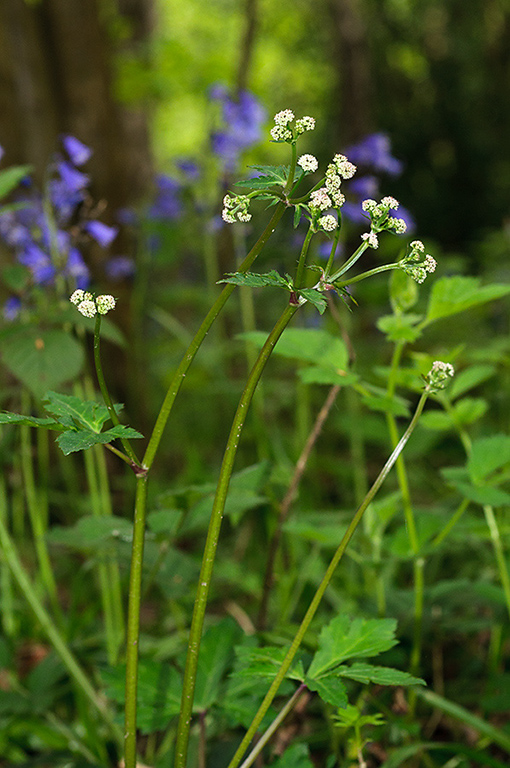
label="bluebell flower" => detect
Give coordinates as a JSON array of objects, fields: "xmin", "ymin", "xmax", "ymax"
[
  {"xmin": 210, "ymin": 84, "xmax": 266, "ymax": 171},
  {"xmin": 84, "ymin": 220, "xmax": 119, "ymax": 247},
  {"xmin": 105, "ymin": 256, "xmax": 136, "ymax": 281},
  {"xmin": 62, "ymin": 135, "xmax": 92, "ymax": 167},
  {"xmin": 65, "ymin": 247, "xmax": 90, "ymax": 289},
  {"xmin": 18, "ymin": 243, "xmax": 56, "ymax": 284},
  {"xmin": 317, "ymin": 240, "xmax": 345, "ymax": 260},
  {"xmin": 148, "ymin": 174, "xmax": 182, "ymax": 220},
  {"xmin": 57, "ymin": 161, "xmax": 89, "ymax": 193},
  {"xmin": 344, "ymin": 133, "xmax": 403, "ymax": 176},
  {"xmin": 3, "ymin": 296, "xmax": 21, "ymax": 321},
  {"xmin": 176, "ymin": 159, "xmax": 201, "ymax": 181}
]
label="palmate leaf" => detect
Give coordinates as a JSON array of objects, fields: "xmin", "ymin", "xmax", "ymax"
[
  {"xmin": 43, "ymin": 390, "xmax": 122, "ymax": 431},
  {"xmin": 234, "ymin": 164, "xmax": 289, "ymax": 189},
  {"xmin": 233, "ymin": 646, "xmax": 305, "ymax": 682},
  {"xmin": 336, "ymin": 662, "xmax": 425, "ymax": 687},
  {"xmin": 308, "ymin": 615, "xmax": 398, "ymax": 679},
  {"xmin": 217, "ymin": 270, "xmax": 291, "ymax": 289},
  {"xmin": 56, "ymin": 425, "xmax": 143, "ymax": 456},
  {"xmin": 0, "ymin": 412, "xmax": 60, "ymax": 429},
  {"xmin": 305, "ymin": 675, "xmax": 348, "ymax": 708},
  {"xmin": 299, "ymin": 288, "xmax": 327, "ymax": 314}
]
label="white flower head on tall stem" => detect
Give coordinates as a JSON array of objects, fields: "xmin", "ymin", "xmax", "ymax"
[{"xmin": 298, "ymin": 154, "xmax": 319, "ymax": 173}]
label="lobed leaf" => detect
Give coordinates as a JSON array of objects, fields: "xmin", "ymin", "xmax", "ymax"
[
  {"xmin": 218, "ymin": 270, "xmax": 291, "ymax": 289},
  {"xmin": 424, "ymin": 276, "xmax": 510, "ymax": 326},
  {"xmin": 336, "ymin": 662, "xmax": 425, "ymax": 686}
]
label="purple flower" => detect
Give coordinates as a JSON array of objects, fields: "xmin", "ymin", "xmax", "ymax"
[
  {"xmin": 0, "ymin": 145, "xmax": 4, "ymax": 164},
  {"xmin": 148, "ymin": 175, "xmax": 182, "ymax": 220},
  {"xmin": 62, "ymin": 135, "xmax": 92, "ymax": 167},
  {"xmin": 210, "ymin": 85, "xmax": 266, "ymax": 171},
  {"xmin": 176, "ymin": 159, "xmax": 201, "ymax": 181},
  {"xmin": 57, "ymin": 161, "xmax": 89, "ymax": 193},
  {"xmin": 65, "ymin": 247, "xmax": 90, "ymax": 288},
  {"xmin": 3, "ymin": 296, "xmax": 21, "ymax": 321},
  {"xmin": 84, "ymin": 220, "xmax": 118, "ymax": 248},
  {"xmin": 344, "ymin": 133, "xmax": 403, "ymax": 176},
  {"xmin": 18, "ymin": 243, "xmax": 56, "ymax": 284},
  {"xmin": 341, "ymin": 201, "xmax": 369, "ymax": 226},
  {"xmin": 348, "ymin": 175, "xmax": 379, "ymax": 199},
  {"xmin": 105, "ymin": 256, "xmax": 136, "ymax": 281},
  {"xmin": 116, "ymin": 207, "xmax": 138, "ymax": 226},
  {"xmin": 318, "ymin": 240, "xmax": 345, "ymax": 260}
]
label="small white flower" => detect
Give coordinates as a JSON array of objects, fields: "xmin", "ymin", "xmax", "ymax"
[
  {"xmin": 361, "ymin": 231, "xmax": 379, "ymax": 249},
  {"xmin": 389, "ymin": 217, "xmax": 407, "ymax": 234},
  {"xmin": 424, "ymin": 254, "xmax": 436, "ymax": 273},
  {"xmin": 427, "ymin": 361, "xmax": 455, "ymax": 390},
  {"xmin": 410, "ymin": 240, "xmax": 425, "ymax": 252},
  {"xmin": 222, "ymin": 210, "xmax": 236, "ymax": 224},
  {"xmin": 70, "ymin": 289, "xmax": 92, "ymax": 305},
  {"xmin": 223, "ymin": 194, "xmax": 235, "ymax": 209},
  {"xmin": 237, "ymin": 210, "xmax": 252, "ymax": 223},
  {"xmin": 330, "ymin": 190, "xmax": 345, "ymax": 207},
  {"xmin": 297, "ymin": 154, "xmax": 319, "ymax": 173},
  {"xmin": 333, "ymin": 154, "xmax": 357, "ymax": 179},
  {"xmin": 318, "ymin": 215, "xmax": 338, "ymax": 232},
  {"xmin": 310, "ymin": 188, "xmax": 332, "ymax": 211},
  {"xmin": 77, "ymin": 300, "xmax": 97, "ymax": 318},
  {"xmin": 381, "ymin": 196, "xmax": 399, "ymax": 210},
  {"xmin": 96, "ymin": 294, "xmax": 116, "ymax": 315},
  {"xmin": 295, "ymin": 115, "xmax": 316, "ymax": 133},
  {"xmin": 274, "ymin": 109, "xmax": 294, "ymax": 126},
  {"xmin": 361, "ymin": 199, "xmax": 378, "ymax": 212},
  {"xmin": 270, "ymin": 125, "xmax": 293, "ymax": 142}
]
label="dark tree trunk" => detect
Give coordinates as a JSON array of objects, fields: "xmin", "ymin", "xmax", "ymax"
[
  {"xmin": 0, "ymin": 0, "xmax": 153, "ymax": 211},
  {"xmin": 327, "ymin": 0, "xmax": 373, "ymax": 145}
]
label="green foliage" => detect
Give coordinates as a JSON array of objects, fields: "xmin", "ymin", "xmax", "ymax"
[
  {"xmin": 423, "ymin": 276, "xmax": 510, "ymax": 326},
  {"xmin": 0, "ymin": 165, "xmax": 32, "ymax": 199}
]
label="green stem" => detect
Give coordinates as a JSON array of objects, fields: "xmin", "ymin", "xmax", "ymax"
[
  {"xmin": 142, "ymin": 202, "xmax": 287, "ymax": 470},
  {"xmin": 174, "ymin": 303, "xmax": 299, "ymax": 768},
  {"xmin": 0, "ymin": 512, "xmax": 122, "ymax": 744},
  {"xmin": 93, "ymin": 314, "xmax": 141, "ymax": 467},
  {"xmin": 0, "ymin": 472, "xmax": 15, "ymax": 636},
  {"xmin": 124, "ymin": 474, "xmax": 149, "ymax": 768},
  {"xmin": 431, "ymin": 497, "xmax": 470, "ymax": 549},
  {"xmin": 327, "ymin": 241, "xmax": 369, "ymax": 282},
  {"xmin": 334, "ymin": 262, "xmax": 399, "ymax": 290},
  {"xmin": 227, "ymin": 389, "xmax": 431, "ymax": 768},
  {"xmin": 20, "ymin": 393, "xmax": 60, "ymax": 615},
  {"xmin": 483, "ymin": 504, "xmax": 510, "ymax": 620},
  {"xmin": 239, "ymin": 684, "xmax": 308, "ymax": 768},
  {"xmin": 294, "ymin": 225, "xmax": 314, "ymax": 289}
]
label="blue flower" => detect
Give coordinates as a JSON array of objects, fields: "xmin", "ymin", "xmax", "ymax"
[
  {"xmin": 18, "ymin": 243, "xmax": 56, "ymax": 284},
  {"xmin": 62, "ymin": 135, "xmax": 92, "ymax": 167},
  {"xmin": 57, "ymin": 161, "xmax": 89, "ymax": 193},
  {"xmin": 344, "ymin": 133, "xmax": 403, "ymax": 176},
  {"xmin": 84, "ymin": 220, "xmax": 119, "ymax": 247},
  {"xmin": 3, "ymin": 296, "xmax": 21, "ymax": 321},
  {"xmin": 105, "ymin": 256, "xmax": 136, "ymax": 281},
  {"xmin": 65, "ymin": 248, "xmax": 90, "ymax": 289},
  {"xmin": 210, "ymin": 85, "xmax": 266, "ymax": 171},
  {"xmin": 148, "ymin": 175, "xmax": 182, "ymax": 220}
]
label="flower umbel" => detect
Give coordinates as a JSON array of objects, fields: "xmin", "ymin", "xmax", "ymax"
[
  {"xmin": 70, "ymin": 292, "xmax": 116, "ymax": 317},
  {"xmin": 221, "ymin": 194, "xmax": 252, "ymax": 224},
  {"xmin": 426, "ymin": 361, "xmax": 455, "ymax": 391},
  {"xmin": 270, "ymin": 111, "xmax": 316, "ymax": 144},
  {"xmin": 399, "ymin": 240, "xmax": 437, "ymax": 283}
]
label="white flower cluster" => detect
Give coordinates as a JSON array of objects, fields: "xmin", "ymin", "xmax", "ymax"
[
  {"xmin": 361, "ymin": 231, "xmax": 379, "ymax": 249},
  {"xmin": 362, "ymin": 196, "xmax": 399, "ymax": 218},
  {"xmin": 427, "ymin": 360, "xmax": 455, "ymax": 390},
  {"xmin": 399, "ymin": 240, "xmax": 437, "ymax": 283},
  {"xmin": 323, "ymin": 155, "xmax": 354, "ymax": 208},
  {"xmin": 270, "ymin": 110, "xmax": 315, "ymax": 142},
  {"xmin": 70, "ymin": 290, "xmax": 116, "ymax": 317},
  {"xmin": 297, "ymin": 154, "xmax": 319, "ymax": 173},
  {"xmin": 222, "ymin": 193, "xmax": 252, "ymax": 224},
  {"xmin": 388, "ymin": 217, "xmax": 407, "ymax": 234},
  {"xmin": 309, "ymin": 188, "xmax": 332, "ymax": 211},
  {"xmin": 318, "ymin": 214, "xmax": 338, "ymax": 232}
]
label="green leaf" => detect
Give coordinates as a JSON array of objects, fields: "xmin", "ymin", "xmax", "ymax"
[
  {"xmin": 0, "ymin": 165, "xmax": 32, "ymax": 199},
  {"xmin": 0, "ymin": 412, "xmax": 60, "ymax": 429},
  {"xmin": 271, "ymin": 744, "xmax": 314, "ymax": 768},
  {"xmin": 240, "ymin": 328, "xmax": 349, "ymax": 372},
  {"xmin": 441, "ymin": 468, "xmax": 510, "ymax": 506},
  {"xmin": 298, "ymin": 366, "xmax": 358, "ymax": 387},
  {"xmin": 234, "ymin": 164, "xmax": 289, "ymax": 189},
  {"xmin": 421, "ymin": 398, "xmax": 487, "ymax": 431},
  {"xmin": 336, "ymin": 662, "xmax": 425, "ymax": 686},
  {"xmin": 376, "ymin": 313, "xmax": 423, "ymax": 343},
  {"xmin": 305, "ymin": 675, "xmax": 348, "ymax": 708},
  {"xmin": 1, "ymin": 328, "xmax": 84, "ymax": 398},
  {"xmin": 101, "ymin": 661, "xmax": 182, "ymax": 734},
  {"xmin": 2, "ymin": 263, "xmax": 30, "ymax": 291},
  {"xmin": 448, "ymin": 364, "xmax": 497, "ymax": 400},
  {"xmin": 300, "ymin": 288, "xmax": 327, "ymax": 314},
  {"xmin": 233, "ymin": 646, "xmax": 304, "ymax": 682},
  {"xmin": 308, "ymin": 616, "xmax": 398, "ymax": 679},
  {"xmin": 218, "ymin": 270, "xmax": 291, "ymax": 289},
  {"xmin": 467, "ymin": 435, "xmax": 510, "ymax": 485},
  {"xmin": 56, "ymin": 425, "xmax": 143, "ymax": 455},
  {"xmin": 194, "ymin": 619, "xmax": 241, "ymax": 710},
  {"xmin": 424, "ymin": 276, "xmax": 510, "ymax": 326},
  {"xmin": 43, "ymin": 391, "xmax": 120, "ymax": 431},
  {"xmin": 48, "ymin": 515, "xmax": 133, "ymax": 550},
  {"xmin": 390, "ymin": 268, "xmax": 419, "ymax": 313}
]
